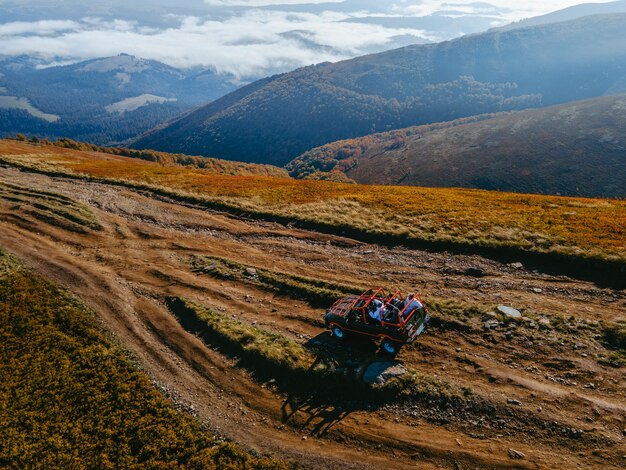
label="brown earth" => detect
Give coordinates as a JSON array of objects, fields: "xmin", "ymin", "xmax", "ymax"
[{"xmin": 1, "ymin": 165, "xmax": 625, "ymax": 469}]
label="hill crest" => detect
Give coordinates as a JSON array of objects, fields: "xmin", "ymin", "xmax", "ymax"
[{"xmin": 287, "ymin": 94, "xmax": 626, "ymax": 198}]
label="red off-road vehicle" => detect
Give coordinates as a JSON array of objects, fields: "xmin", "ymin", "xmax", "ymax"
[{"xmin": 324, "ymin": 288, "xmax": 430, "ymax": 355}]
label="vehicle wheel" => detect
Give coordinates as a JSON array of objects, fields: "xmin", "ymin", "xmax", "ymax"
[
  {"xmin": 332, "ymin": 326, "xmax": 345, "ymax": 339},
  {"xmin": 381, "ymin": 339, "xmax": 398, "ymax": 356}
]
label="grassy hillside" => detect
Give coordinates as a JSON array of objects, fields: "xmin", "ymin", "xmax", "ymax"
[
  {"xmin": 132, "ymin": 14, "xmax": 626, "ymax": 165},
  {"xmin": 10, "ymin": 136, "xmax": 289, "ymax": 178},
  {"xmin": 287, "ymin": 94, "xmax": 626, "ymax": 198},
  {"xmin": 0, "ymin": 249, "xmax": 286, "ymax": 469},
  {"xmin": 495, "ymin": 1, "xmax": 626, "ymax": 31},
  {"xmin": 1, "ymin": 140, "xmax": 624, "ymax": 279}
]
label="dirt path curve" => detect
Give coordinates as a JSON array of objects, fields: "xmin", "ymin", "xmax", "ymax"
[{"xmin": 1, "ymin": 167, "xmax": 625, "ymax": 469}]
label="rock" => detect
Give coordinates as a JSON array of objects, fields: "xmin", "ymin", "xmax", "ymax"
[
  {"xmin": 504, "ymin": 331, "xmax": 514, "ymax": 340},
  {"xmin": 532, "ymin": 287, "xmax": 543, "ymax": 294},
  {"xmin": 245, "ymin": 267, "xmax": 257, "ymax": 276},
  {"xmin": 245, "ymin": 294, "xmax": 253, "ymax": 302},
  {"xmin": 538, "ymin": 318, "xmax": 551, "ymax": 327},
  {"xmin": 507, "ymin": 398, "xmax": 523, "ymax": 406},
  {"xmin": 484, "ymin": 319, "xmax": 501, "ymax": 330},
  {"xmin": 508, "ymin": 262, "xmax": 524, "ymax": 269},
  {"xmin": 301, "ymin": 436, "xmax": 308, "ymax": 440},
  {"xmin": 497, "ymin": 305, "xmax": 522, "ymax": 319},
  {"xmin": 363, "ymin": 361, "xmax": 408, "ymax": 385},
  {"xmin": 568, "ymin": 428, "xmax": 583, "ymax": 438},
  {"xmin": 464, "ymin": 267, "xmax": 484, "ymax": 277},
  {"xmin": 508, "ymin": 449, "xmax": 525, "ymax": 459}
]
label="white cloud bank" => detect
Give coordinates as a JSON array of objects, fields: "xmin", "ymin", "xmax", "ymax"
[
  {"xmin": 393, "ymin": 0, "xmax": 613, "ymax": 21},
  {"xmin": 0, "ymin": 1, "xmax": 612, "ymax": 78},
  {"xmin": 204, "ymin": 0, "xmax": 342, "ymax": 5},
  {"xmin": 0, "ymin": 20, "xmax": 79, "ymax": 36},
  {"xmin": 0, "ymin": 11, "xmax": 431, "ymax": 77}
]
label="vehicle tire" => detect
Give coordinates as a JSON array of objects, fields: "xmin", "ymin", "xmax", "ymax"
[
  {"xmin": 381, "ymin": 339, "xmax": 398, "ymax": 356},
  {"xmin": 331, "ymin": 326, "xmax": 345, "ymax": 339}
]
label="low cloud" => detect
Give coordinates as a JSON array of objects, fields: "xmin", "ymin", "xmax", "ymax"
[
  {"xmin": 204, "ymin": 0, "xmax": 342, "ymax": 5},
  {"xmin": 0, "ymin": 20, "xmax": 79, "ymax": 36},
  {"xmin": 0, "ymin": 1, "xmax": 604, "ymax": 78},
  {"xmin": 0, "ymin": 12, "xmax": 430, "ymax": 78},
  {"xmin": 392, "ymin": 0, "xmax": 613, "ymax": 21}
]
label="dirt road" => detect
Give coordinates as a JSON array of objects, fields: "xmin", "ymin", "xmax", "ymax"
[{"xmin": 1, "ymin": 166, "xmax": 625, "ymax": 469}]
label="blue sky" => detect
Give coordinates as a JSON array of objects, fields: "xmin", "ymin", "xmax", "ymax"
[{"xmin": 0, "ymin": 1, "xmax": 616, "ymax": 77}]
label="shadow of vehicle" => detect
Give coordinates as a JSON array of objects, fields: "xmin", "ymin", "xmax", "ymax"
[
  {"xmin": 281, "ymin": 393, "xmax": 353, "ymax": 437},
  {"xmin": 277, "ymin": 332, "xmax": 412, "ymax": 435},
  {"xmin": 305, "ymin": 331, "xmax": 379, "ymax": 364}
]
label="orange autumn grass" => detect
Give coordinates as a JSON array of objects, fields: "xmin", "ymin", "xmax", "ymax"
[{"xmin": 1, "ymin": 139, "xmax": 624, "ymax": 267}]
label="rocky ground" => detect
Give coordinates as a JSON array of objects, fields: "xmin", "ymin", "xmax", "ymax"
[{"xmin": 1, "ymin": 166, "xmax": 625, "ymax": 469}]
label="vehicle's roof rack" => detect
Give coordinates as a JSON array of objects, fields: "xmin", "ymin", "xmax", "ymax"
[{"xmin": 330, "ymin": 288, "xmax": 424, "ymax": 327}]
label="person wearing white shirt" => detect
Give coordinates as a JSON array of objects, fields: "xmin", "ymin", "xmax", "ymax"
[
  {"xmin": 403, "ymin": 295, "xmax": 423, "ymax": 318},
  {"xmin": 368, "ymin": 298, "xmax": 384, "ymax": 323}
]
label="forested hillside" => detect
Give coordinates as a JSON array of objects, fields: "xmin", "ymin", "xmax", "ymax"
[{"xmin": 0, "ymin": 55, "xmax": 236, "ymax": 144}]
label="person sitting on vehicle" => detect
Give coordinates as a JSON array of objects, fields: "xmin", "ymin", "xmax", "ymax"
[
  {"xmin": 391, "ymin": 298, "xmax": 404, "ymax": 311},
  {"xmin": 402, "ymin": 294, "xmax": 423, "ymax": 319},
  {"xmin": 384, "ymin": 304, "xmax": 400, "ymax": 324},
  {"xmin": 368, "ymin": 299, "xmax": 384, "ymax": 323}
]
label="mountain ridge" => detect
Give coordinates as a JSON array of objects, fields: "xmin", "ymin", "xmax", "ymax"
[
  {"xmin": 287, "ymin": 93, "xmax": 626, "ymax": 198},
  {"xmin": 493, "ymin": 0, "xmax": 626, "ymax": 32},
  {"xmin": 131, "ymin": 14, "xmax": 626, "ymax": 166}
]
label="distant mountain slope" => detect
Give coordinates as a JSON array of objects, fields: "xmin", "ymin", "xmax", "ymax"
[
  {"xmin": 496, "ymin": 0, "xmax": 626, "ymax": 31},
  {"xmin": 0, "ymin": 54, "xmax": 236, "ymax": 144},
  {"xmin": 132, "ymin": 14, "xmax": 626, "ymax": 166},
  {"xmin": 287, "ymin": 94, "xmax": 626, "ymax": 198}
]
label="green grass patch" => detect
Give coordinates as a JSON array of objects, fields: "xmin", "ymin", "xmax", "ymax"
[
  {"xmin": 603, "ymin": 322, "xmax": 626, "ymax": 350},
  {"xmin": 191, "ymin": 255, "xmax": 362, "ymax": 307},
  {"xmin": 0, "ymin": 249, "xmax": 286, "ymax": 469},
  {"xmin": 168, "ymin": 297, "xmax": 315, "ymax": 373},
  {"xmin": 0, "ymin": 249, "xmax": 20, "ymax": 276},
  {"xmin": 599, "ymin": 322, "xmax": 626, "ymax": 367},
  {"xmin": 598, "ymin": 351, "xmax": 626, "ymax": 368},
  {"xmin": 426, "ymin": 299, "xmax": 487, "ymax": 331},
  {"xmin": 382, "ymin": 370, "xmax": 469, "ymax": 403}
]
